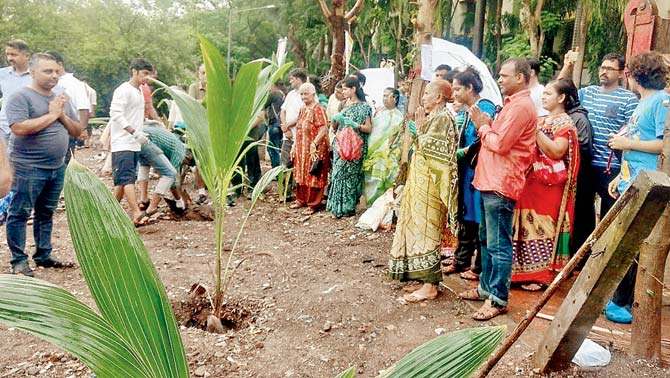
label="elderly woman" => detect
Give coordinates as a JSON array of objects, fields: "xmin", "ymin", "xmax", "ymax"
[
  {"xmin": 388, "ymin": 80, "xmax": 459, "ymax": 303},
  {"xmin": 511, "ymin": 79, "xmax": 580, "ymax": 291},
  {"xmin": 326, "ymin": 77, "xmax": 372, "ymax": 218},
  {"xmin": 362, "ymin": 87, "xmax": 404, "ymax": 204},
  {"xmin": 290, "ymin": 83, "xmax": 330, "ymax": 214}
]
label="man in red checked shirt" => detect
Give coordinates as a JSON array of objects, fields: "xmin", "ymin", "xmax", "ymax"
[{"xmin": 458, "ymin": 57, "xmax": 538, "ymax": 321}]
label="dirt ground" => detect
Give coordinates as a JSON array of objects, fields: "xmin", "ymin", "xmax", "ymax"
[{"xmin": 0, "ymin": 142, "xmax": 668, "ymax": 378}]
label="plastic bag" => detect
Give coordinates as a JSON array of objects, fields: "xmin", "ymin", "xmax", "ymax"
[
  {"xmin": 571, "ymin": 338, "xmax": 611, "ymax": 367},
  {"xmin": 337, "ymin": 127, "xmax": 363, "ymax": 161},
  {"xmin": 356, "ymin": 189, "xmax": 394, "ymax": 232},
  {"xmin": 379, "ymin": 190, "xmax": 395, "ymax": 231}
]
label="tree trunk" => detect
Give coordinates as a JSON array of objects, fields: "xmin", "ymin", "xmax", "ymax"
[
  {"xmin": 495, "ymin": 0, "xmax": 503, "ymax": 72},
  {"xmin": 522, "ymin": 0, "xmax": 545, "ymax": 58},
  {"xmin": 572, "ymin": 1, "xmax": 588, "ymax": 87},
  {"xmin": 472, "ymin": 0, "xmax": 486, "ymax": 57},
  {"xmin": 287, "ymin": 24, "xmax": 307, "ymax": 68}
]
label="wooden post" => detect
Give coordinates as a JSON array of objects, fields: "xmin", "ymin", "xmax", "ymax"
[
  {"xmin": 533, "ymin": 170, "xmax": 670, "ymax": 373},
  {"xmin": 630, "ymin": 98, "xmax": 670, "ymax": 362},
  {"xmin": 472, "ymin": 0, "xmax": 486, "ymax": 57}
]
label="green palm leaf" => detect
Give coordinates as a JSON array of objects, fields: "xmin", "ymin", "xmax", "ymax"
[
  {"xmin": 64, "ymin": 159, "xmax": 189, "ymax": 378},
  {"xmin": 379, "ymin": 325, "xmax": 506, "ymax": 378},
  {"xmin": 0, "ymin": 275, "xmax": 149, "ymax": 378}
]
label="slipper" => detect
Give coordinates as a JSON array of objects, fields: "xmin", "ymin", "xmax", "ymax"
[
  {"xmin": 138, "ymin": 201, "xmax": 149, "ymax": 211},
  {"xmin": 460, "ymin": 270, "xmax": 480, "ymax": 280},
  {"xmin": 472, "ymin": 300, "xmax": 508, "ymax": 321},
  {"xmin": 289, "ymin": 203, "xmax": 304, "ymax": 209},
  {"xmin": 401, "ymin": 283, "xmax": 424, "ymax": 293},
  {"xmin": 442, "ymin": 264, "xmax": 468, "ymax": 275},
  {"xmin": 440, "ymin": 257, "xmax": 455, "ymax": 266},
  {"xmin": 302, "ymin": 208, "xmax": 317, "ymax": 215},
  {"xmin": 458, "ymin": 288, "xmax": 484, "ymax": 301},
  {"xmin": 403, "ymin": 291, "xmax": 438, "ymax": 303},
  {"xmin": 133, "ymin": 212, "xmax": 157, "ymax": 228},
  {"xmin": 521, "ymin": 283, "xmax": 546, "ymax": 292}
]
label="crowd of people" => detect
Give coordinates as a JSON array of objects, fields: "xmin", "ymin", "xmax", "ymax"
[{"xmin": 1, "ymin": 37, "xmax": 669, "ymax": 325}]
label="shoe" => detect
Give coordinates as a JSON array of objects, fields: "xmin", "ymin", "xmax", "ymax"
[
  {"xmin": 226, "ymin": 195, "xmax": 236, "ymax": 207},
  {"xmin": 34, "ymin": 257, "xmax": 74, "ymax": 269},
  {"xmin": 604, "ymin": 300, "xmax": 632, "ymax": 324},
  {"xmin": 11, "ymin": 261, "xmax": 34, "ymax": 277},
  {"xmin": 195, "ymin": 194, "xmax": 207, "ymax": 205}
]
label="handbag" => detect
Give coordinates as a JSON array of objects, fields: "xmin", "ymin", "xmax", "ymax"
[
  {"xmin": 309, "ymin": 158, "xmax": 323, "ymax": 176},
  {"xmin": 529, "ymin": 147, "xmax": 568, "ymax": 186},
  {"xmin": 336, "ymin": 127, "xmax": 363, "ymax": 161}
]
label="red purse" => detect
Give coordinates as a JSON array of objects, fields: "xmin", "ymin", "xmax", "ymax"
[
  {"xmin": 336, "ymin": 127, "xmax": 363, "ymax": 161},
  {"xmin": 528, "ymin": 147, "xmax": 568, "ymax": 186}
]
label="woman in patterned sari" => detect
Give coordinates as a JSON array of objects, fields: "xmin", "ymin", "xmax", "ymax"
[
  {"xmin": 511, "ymin": 79, "xmax": 581, "ymax": 290},
  {"xmin": 362, "ymin": 88, "xmax": 404, "ymax": 205},
  {"xmin": 326, "ymin": 77, "xmax": 372, "ymax": 218},
  {"xmin": 388, "ymin": 80, "xmax": 459, "ymax": 303},
  {"xmin": 290, "ymin": 83, "xmax": 330, "ymax": 215}
]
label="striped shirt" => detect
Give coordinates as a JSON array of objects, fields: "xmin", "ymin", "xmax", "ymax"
[
  {"xmin": 578, "ymin": 86, "xmax": 638, "ymax": 169},
  {"xmin": 143, "ymin": 125, "xmax": 186, "ymax": 170}
]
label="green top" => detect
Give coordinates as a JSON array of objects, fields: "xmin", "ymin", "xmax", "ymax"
[{"xmin": 143, "ymin": 124, "xmax": 187, "ymax": 169}]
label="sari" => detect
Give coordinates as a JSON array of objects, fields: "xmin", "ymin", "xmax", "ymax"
[
  {"xmin": 293, "ymin": 104, "xmax": 330, "ymax": 208},
  {"xmin": 388, "ymin": 107, "xmax": 459, "ymax": 283},
  {"xmin": 362, "ymin": 107, "xmax": 404, "ymax": 204},
  {"xmin": 326, "ymin": 102, "xmax": 372, "ymax": 217},
  {"xmin": 511, "ymin": 113, "xmax": 580, "ymax": 284}
]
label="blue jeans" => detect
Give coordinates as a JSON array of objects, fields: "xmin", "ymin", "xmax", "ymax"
[
  {"xmin": 267, "ymin": 121, "xmax": 283, "ymax": 168},
  {"xmin": 7, "ymin": 164, "xmax": 66, "ymax": 266},
  {"xmin": 477, "ymin": 191, "xmax": 516, "ymax": 307},
  {"xmin": 139, "ymin": 143, "xmax": 177, "ymax": 179}
]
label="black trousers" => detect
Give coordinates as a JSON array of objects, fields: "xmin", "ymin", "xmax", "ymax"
[
  {"xmin": 453, "ymin": 220, "xmax": 481, "ymax": 274},
  {"xmin": 612, "ymin": 260, "xmax": 637, "ymax": 308}
]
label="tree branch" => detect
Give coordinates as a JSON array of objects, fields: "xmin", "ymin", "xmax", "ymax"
[
  {"xmin": 344, "ymin": 0, "xmax": 365, "ymax": 21},
  {"xmin": 318, "ymin": 0, "xmax": 331, "ymax": 18}
]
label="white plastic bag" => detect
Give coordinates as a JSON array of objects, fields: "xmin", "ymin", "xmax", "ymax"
[
  {"xmin": 571, "ymin": 338, "xmax": 611, "ymax": 367},
  {"xmin": 356, "ymin": 189, "xmax": 394, "ymax": 231}
]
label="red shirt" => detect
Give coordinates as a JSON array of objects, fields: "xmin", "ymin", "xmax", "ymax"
[
  {"xmin": 140, "ymin": 83, "xmax": 152, "ymax": 118},
  {"xmin": 473, "ymin": 89, "xmax": 537, "ymax": 201}
]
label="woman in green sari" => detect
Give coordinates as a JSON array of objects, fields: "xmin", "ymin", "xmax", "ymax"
[
  {"xmin": 326, "ymin": 77, "xmax": 372, "ymax": 218},
  {"xmin": 362, "ymin": 88, "xmax": 404, "ymax": 205},
  {"xmin": 388, "ymin": 80, "xmax": 459, "ymax": 303}
]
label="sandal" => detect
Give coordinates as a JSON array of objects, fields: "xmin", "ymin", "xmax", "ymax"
[
  {"xmin": 440, "ymin": 257, "xmax": 455, "ymax": 266},
  {"xmin": 521, "ymin": 283, "xmax": 546, "ymax": 292},
  {"xmin": 302, "ymin": 208, "xmax": 317, "ymax": 215},
  {"xmin": 472, "ymin": 300, "xmax": 508, "ymax": 321},
  {"xmin": 403, "ymin": 291, "xmax": 438, "ymax": 303},
  {"xmin": 133, "ymin": 212, "xmax": 156, "ymax": 228},
  {"xmin": 460, "ymin": 271, "xmax": 480, "ymax": 280},
  {"xmin": 458, "ymin": 288, "xmax": 484, "ymax": 301},
  {"xmin": 441, "ymin": 264, "xmax": 468, "ymax": 275},
  {"xmin": 289, "ymin": 202, "xmax": 304, "ymax": 209},
  {"xmin": 138, "ymin": 201, "xmax": 149, "ymax": 211}
]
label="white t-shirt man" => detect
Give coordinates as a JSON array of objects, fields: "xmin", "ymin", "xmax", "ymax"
[
  {"xmin": 280, "ymin": 89, "xmax": 302, "ymax": 141},
  {"xmin": 54, "ymin": 72, "xmax": 90, "ymax": 117},
  {"xmin": 530, "ymin": 83, "xmax": 549, "ymax": 117},
  {"xmin": 109, "ymin": 82, "xmax": 144, "ymax": 152}
]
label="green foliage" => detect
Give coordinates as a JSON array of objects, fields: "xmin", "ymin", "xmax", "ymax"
[
  {"xmin": 336, "ymin": 326, "xmax": 506, "ymax": 378},
  {"xmin": 162, "ymin": 35, "xmax": 291, "ymax": 316},
  {"xmin": 0, "ymin": 159, "xmax": 189, "ymax": 377},
  {"xmin": 583, "ymin": 0, "xmax": 628, "ymax": 84}
]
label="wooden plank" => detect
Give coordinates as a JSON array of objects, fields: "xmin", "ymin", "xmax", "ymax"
[{"xmin": 533, "ymin": 170, "xmax": 670, "ymax": 373}]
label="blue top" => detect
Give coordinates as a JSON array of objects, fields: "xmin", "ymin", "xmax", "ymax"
[
  {"xmin": 578, "ymin": 85, "xmax": 638, "ymax": 169},
  {"xmin": 617, "ymin": 90, "xmax": 669, "ymax": 194},
  {"xmin": 0, "ymin": 66, "xmax": 32, "ymax": 136},
  {"xmin": 459, "ymin": 99, "xmax": 496, "ymax": 223}
]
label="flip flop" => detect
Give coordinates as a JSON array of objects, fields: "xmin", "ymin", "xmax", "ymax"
[
  {"xmin": 133, "ymin": 212, "xmax": 157, "ymax": 228},
  {"xmin": 458, "ymin": 288, "xmax": 484, "ymax": 301},
  {"xmin": 460, "ymin": 270, "xmax": 480, "ymax": 280},
  {"xmin": 401, "ymin": 283, "xmax": 424, "ymax": 293},
  {"xmin": 442, "ymin": 264, "xmax": 468, "ymax": 275},
  {"xmin": 302, "ymin": 208, "xmax": 317, "ymax": 215},
  {"xmin": 472, "ymin": 300, "xmax": 508, "ymax": 321},
  {"xmin": 521, "ymin": 283, "xmax": 546, "ymax": 292},
  {"xmin": 403, "ymin": 291, "xmax": 438, "ymax": 303},
  {"xmin": 138, "ymin": 201, "xmax": 150, "ymax": 211}
]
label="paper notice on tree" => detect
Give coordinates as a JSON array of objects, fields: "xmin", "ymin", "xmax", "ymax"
[{"xmin": 421, "ymin": 44, "xmax": 433, "ymax": 81}]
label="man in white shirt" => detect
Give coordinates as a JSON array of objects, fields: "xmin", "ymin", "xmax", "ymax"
[
  {"xmin": 280, "ymin": 68, "xmax": 306, "ymax": 167},
  {"xmin": 46, "ymin": 51, "xmax": 90, "ymax": 161},
  {"xmin": 0, "ymin": 39, "xmax": 32, "ymax": 143},
  {"xmin": 109, "ymin": 58, "xmax": 153, "ymax": 226},
  {"xmin": 527, "ymin": 58, "xmax": 548, "ymax": 117},
  {"xmin": 80, "ymin": 77, "xmax": 97, "ymax": 145}
]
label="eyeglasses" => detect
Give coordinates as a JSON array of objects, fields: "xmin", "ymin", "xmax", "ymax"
[{"xmin": 599, "ymin": 66, "xmax": 621, "ymax": 73}]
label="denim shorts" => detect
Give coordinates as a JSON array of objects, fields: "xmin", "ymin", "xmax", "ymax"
[{"xmin": 112, "ymin": 151, "xmax": 139, "ymax": 186}]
